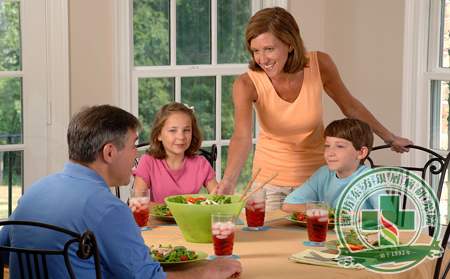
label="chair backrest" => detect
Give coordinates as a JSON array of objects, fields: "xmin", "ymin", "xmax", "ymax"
[
  {"xmin": 198, "ymin": 144, "xmax": 218, "ymax": 169},
  {"xmin": 134, "ymin": 142, "xmax": 218, "ymax": 168},
  {"xmin": 434, "ymin": 221, "xmax": 450, "ymax": 279},
  {"xmin": 134, "ymin": 142, "xmax": 150, "ymax": 169},
  {"xmin": 0, "ymin": 221, "xmax": 102, "ymax": 279},
  {"xmin": 366, "ymin": 144, "xmax": 450, "ymax": 236}
]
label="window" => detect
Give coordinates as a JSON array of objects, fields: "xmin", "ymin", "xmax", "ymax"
[
  {"xmin": 405, "ymin": 0, "xmax": 450, "ymax": 224},
  {"xmin": 0, "ymin": 0, "xmax": 69, "ymax": 218},
  {"xmin": 114, "ymin": 0, "xmax": 287, "ymax": 196},
  {"xmin": 0, "ymin": 2, "xmax": 22, "ymax": 218}
]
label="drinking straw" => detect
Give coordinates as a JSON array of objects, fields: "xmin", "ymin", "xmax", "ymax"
[
  {"xmin": 238, "ymin": 168, "xmax": 261, "ymax": 202},
  {"xmin": 242, "ymin": 172, "xmax": 279, "ymax": 201}
]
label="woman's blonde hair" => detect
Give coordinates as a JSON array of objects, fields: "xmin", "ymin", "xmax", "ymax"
[
  {"xmin": 147, "ymin": 102, "xmax": 202, "ymax": 159},
  {"xmin": 245, "ymin": 6, "xmax": 309, "ymax": 73}
]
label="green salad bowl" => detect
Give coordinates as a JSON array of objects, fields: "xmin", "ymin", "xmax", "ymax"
[{"xmin": 165, "ymin": 194, "xmax": 245, "ymax": 243}]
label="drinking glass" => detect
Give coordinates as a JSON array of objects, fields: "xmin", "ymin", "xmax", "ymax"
[
  {"xmin": 211, "ymin": 212, "xmax": 235, "ymax": 257},
  {"xmin": 306, "ymin": 201, "xmax": 329, "ymax": 246},
  {"xmin": 245, "ymin": 189, "xmax": 266, "ymax": 230},
  {"xmin": 129, "ymin": 188, "xmax": 151, "ymax": 230}
]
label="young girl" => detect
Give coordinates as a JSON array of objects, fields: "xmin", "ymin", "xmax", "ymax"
[{"xmin": 132, "ymin": 102, "xmax": 218, "ymax": 203}]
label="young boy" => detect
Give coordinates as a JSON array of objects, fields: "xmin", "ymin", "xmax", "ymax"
[{"xmin": 282, "ymin": 118, "xmax": 378, "ymax": 214}]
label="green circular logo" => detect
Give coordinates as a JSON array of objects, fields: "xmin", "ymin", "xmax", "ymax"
[{"xmin": 335, "ymin": 167, "xmax": 443, "ymax": 273}]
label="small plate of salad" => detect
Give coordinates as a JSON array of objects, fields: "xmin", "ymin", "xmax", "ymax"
[
  {"xmin": 150, "ymin": 203, "xmax": 175, "ymax": 220},
  {"xmin": 149, "ymin": 244, "xmax": 208, "ymax": 265},
  {"xmin": 324, "ymin": 230, "xmax": 379, "ymax": 251},
  {"xmin": 284, "ymin": 208, "xmax": 338, "ymax": 228}
]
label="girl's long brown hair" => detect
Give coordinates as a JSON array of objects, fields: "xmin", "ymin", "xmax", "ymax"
[{"xmin": 147, "ymin": 102, "xmax": 202, "ymax": 159}]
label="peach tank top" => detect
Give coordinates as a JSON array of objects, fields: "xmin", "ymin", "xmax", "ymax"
[{"xmin": 248, "ymin": 51, "xmax": 326, "ymax": 187}]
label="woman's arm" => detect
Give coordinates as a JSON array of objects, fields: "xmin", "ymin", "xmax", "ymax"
[
  {"xmin": 212, "ymin": 73, "xmax": 257, "ymax": 195},
  {"xmin": 318, "ymin": 51, "xmax": 413, "ymax": 153}
]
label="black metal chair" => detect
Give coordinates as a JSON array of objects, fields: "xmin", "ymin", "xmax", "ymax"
[
  {"xmin": 0, "ymin": 220, "xmax": 102, "ymax": 279},
  {"xmin": 366, "ymin": 144, "xmax": 450, "ymax": 236},
  {"xmin": 198, "ymin": 144, "xmax": 218, "ymax": 169},
  {"xmin": 434, "ymin": 221, "xmax": 450, "ymax": 279}
]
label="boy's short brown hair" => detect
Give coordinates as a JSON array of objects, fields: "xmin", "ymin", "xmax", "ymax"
[{"xmin": 324, "ymin": 118, "xmax": 374, "ymax": 164}]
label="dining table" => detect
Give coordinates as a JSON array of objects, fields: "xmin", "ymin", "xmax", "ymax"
[{"xmin": 143, "ymin": 209, "xmax": 449, "ymax": 279}]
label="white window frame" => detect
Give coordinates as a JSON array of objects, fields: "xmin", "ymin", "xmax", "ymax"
[
  {"xmin": 0, "ymin": 0, "xmax": 69, "ymax": 188},
  {"xmin": 403, "ymin": 0, "xmax": 450, "ymax": 225},
  {"xmin": 45, "ymin": 0, "xmax": 71, "ymax": 176},
  {"xmin": 402, "ymin": 0, "xmax": 448, "ymax": 163},
  {"xmin": 0, "ymin": 0, "xmax": 69, "ymax": 217},
  {"xmin": 113, "ymin": 0, "xmax": 286, "ymax": 193},
  {"xmin": 113, "ymin": 0, "xmax": 287, "ymax": 109}
]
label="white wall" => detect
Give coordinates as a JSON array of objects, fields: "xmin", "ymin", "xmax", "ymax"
[
  {"xmin": 289, "ymin": 0, "xmax": 405, "ymax": 164},
  {"xmin": 68, "ymin": 0, "xmax": 113, "ymax": 115}
]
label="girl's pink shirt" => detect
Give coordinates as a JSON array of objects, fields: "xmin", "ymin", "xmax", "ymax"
[{"xmin": 132, "ymin": 154, "xmax": 215, "ymax": 203}]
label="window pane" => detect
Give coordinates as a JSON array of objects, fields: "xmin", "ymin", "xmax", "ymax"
[
  {"xmin": 177, "ymin": 0, "xmax": 210, "ymax": 65},
  {"xmin": 441, "ymin": 1, "xmax": 450, "ymax": 68},
  {"xmin": 221, "ymin": 145, "xmax": 254, "ymax": 196},
  {"xmin": 430, "ymin": 80, "xmax": 449, "ymax": 150},
  {"xmin": 0, "ymin": 150, "xmax": 22, "ymax": 219},
  {"xmin": 221, "ymin": 75, "xmax": 255, "ymax": 140},
  {"xmin": 430, "ymin": 80, "xmax": 450, "ymax": 224},
  {"xmin": 221, "ymin": 75, "xmax": 236, "ymax": 139},
  {"xmin": 0, "ymin": 2, "xmax": 21, "ymax": 71},
  {"xmin": 439, "ymin": 172, "xmax": 449, "ymax": 224},
  {"xmin": 138, "ymin": 78, "xmax": 174, "ymax": 144},
  {"xmin": 217, "ymin": 0, "xmax": 251, "ymax": 64},
  {"xmin": 181, "ymin": 76, "xmax": 215, "ymax": 141},
  {"xmin": 133, "ymin": 0, "xmax": 170, "ymax": 66},
  {"xmin": 0, "ymin": 77, "xmax": 22, "ymax": 145}
]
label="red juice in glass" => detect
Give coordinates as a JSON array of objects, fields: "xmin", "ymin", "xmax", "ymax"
[
  {"xmin": 306, "ymin": 213, "xmax": 328, "ymax": 242},
  {"xmin": 245, "ymin": 190, "xmax": 266, "ymax": 230},
  {"xmin": 306, "ymin": 201, "xmax": 329, "ymax": 246},
  {"xmin": 211, "ymin": 214, "xmax": 235, "ymax": 257},
  {"xmin": 129, "ymin": 196, "xmax": 150, "ymax": 229}
]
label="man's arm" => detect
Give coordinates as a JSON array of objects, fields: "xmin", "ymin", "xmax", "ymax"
[{"xmin": 166, "ymin": 257, "xmax": 242, "ymax": 279}]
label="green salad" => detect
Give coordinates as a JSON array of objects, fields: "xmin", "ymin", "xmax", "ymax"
[
  {"xmin": 149, "ymin": 244, "xmax": 197, "ymax": 262},
  {"xmin": 153, "ymin": 203, "xmax": 171, "ymax": 216},
  {"xmin": 166, "ymin": 195, "xmax": 232, "ymax": 205},
  {"xmin": 291, "ymin": 208, "xmax": 338, "ymax": 222}
]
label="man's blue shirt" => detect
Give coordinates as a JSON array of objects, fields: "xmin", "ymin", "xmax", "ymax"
[{"xmin": 0, "ymin": 162, "xmax": 166, "ymax": 278}]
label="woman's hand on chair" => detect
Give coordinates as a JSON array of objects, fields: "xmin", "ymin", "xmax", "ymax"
[{"xmin": 390, "ymin": 136, "xmax": 413, "ymax": 153}]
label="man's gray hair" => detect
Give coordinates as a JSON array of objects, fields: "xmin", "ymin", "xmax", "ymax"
[{"xmin": 67, "ymin": 105, "xmax": 141, "ymax": 163}]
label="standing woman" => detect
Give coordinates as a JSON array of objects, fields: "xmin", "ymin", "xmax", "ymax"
[{"xmin": 212, "ymin": 7, "xmax": 413, "ymax": 211}]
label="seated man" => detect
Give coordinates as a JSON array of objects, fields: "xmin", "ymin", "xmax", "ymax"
[
  {"xmin": 0, "ymin": 105, "xmax": 242, "ymax": 279},
  {"xmin": 282, "ymin": 118, "xmax": 384, "ymax": 214}
]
